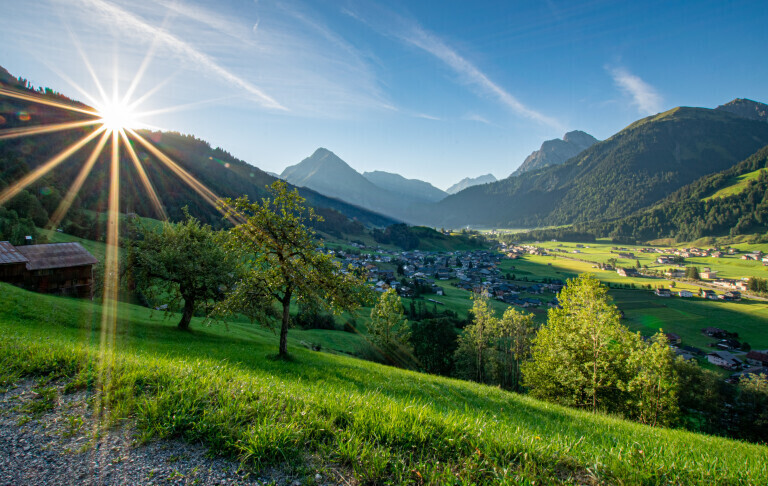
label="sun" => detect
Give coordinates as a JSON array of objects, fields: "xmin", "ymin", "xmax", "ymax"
[{"xmin": 97, "ymin": 100, "xmax": 139, "ymax": 132}]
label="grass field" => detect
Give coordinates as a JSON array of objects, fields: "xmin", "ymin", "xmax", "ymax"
[
  {"xmin": 1, "ymin": 282, "xmax": 767, "ymax": 484},
  {"xmin": 612, "ymin": 289, "xmax": 768, "ymax": 349}
]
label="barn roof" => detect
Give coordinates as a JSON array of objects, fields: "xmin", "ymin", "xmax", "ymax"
[
  {"xmin": 15, "ymin": 242, "xmax": 98, "ymax": 270},
  {"xmin": 0, "ymin": 241, "xmax": 29, "ymax": 265}
]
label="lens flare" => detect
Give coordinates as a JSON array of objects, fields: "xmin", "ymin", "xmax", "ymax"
[{"xmin": 97, "ymin": 101, "xmax": 139, "ymax": 132}]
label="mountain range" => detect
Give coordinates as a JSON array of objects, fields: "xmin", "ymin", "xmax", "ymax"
[
  {"xmin": 410, "ymin": 103, "xmax": 768, "ymax": 229},
  {"xmin": 3, "ymin": 62, "xmax": 768, "ymax": 244}
]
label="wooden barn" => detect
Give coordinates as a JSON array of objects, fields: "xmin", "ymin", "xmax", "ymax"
[{"xmin": 0, "ymin": 241, "xmax": 98, "ymax": 298}]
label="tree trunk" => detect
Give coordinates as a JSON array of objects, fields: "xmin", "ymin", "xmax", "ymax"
[
  {"xmin": 179, "ymin": 293, "xmax": 194, "ymax": 330},
  {"xmin": 278, "ymin": 289, "xmax": 292, "ymax": 358}
]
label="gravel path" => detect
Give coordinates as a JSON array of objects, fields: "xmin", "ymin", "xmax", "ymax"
[{"xmin": 0, "ymin": 380, "xmax": 348, "ymax": 486}]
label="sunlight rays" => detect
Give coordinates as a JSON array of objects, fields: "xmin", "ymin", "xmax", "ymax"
[
  {"xmin": 0, "ymin": 127, "xmax": 107, "ymax": 206},
  {"xmin": 0, "ymin": 119, "xmax": 101, "ymax": 140},
  {"xmin": 127, "ymin": 128, "xmax": 240, "ymax": 224},
  {"xmin": 46, "ymin": 130, "xmax": 111, "ymax": 231},
  {"xmin": 119, "ymin": 129, "xmax": 167, "ymax": 220},
  {"xmin": 0, "ymin": 87, "xmax": 99, "ymax": 117}
]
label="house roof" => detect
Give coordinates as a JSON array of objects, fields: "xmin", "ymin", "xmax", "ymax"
[
  {"xmin": 0, "ymin": 241, "xmax": 29, "ymax": 265},
  {"xmin": 746, "ymin": 351, "xmax": 768, "ymax": 362},
  {"xmin": 15, "ymin": 242, "xmax": 98, "ymax": 270}
]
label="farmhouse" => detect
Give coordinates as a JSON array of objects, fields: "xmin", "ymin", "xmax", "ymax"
[
  {"xmin": 616, "ymin": 267, "xmax": 638, "ymax": 277},
  {"xmin": 0, "ymin": 241, "xmax": 98, "ymax": 298},
  {"xmin": 707, "ymin": 351, "xmax": 742, "ymax": 370},
  {"xmin": 745, "ymin": 350, "xmax": 768, "ymax": 367},
  {"xmin": 678, "ymin": 290, "xmax": 694, "ymax": 298},
  {"xmin": 654, "ymin": 288, "xmax": 671, "ymax": 297}
]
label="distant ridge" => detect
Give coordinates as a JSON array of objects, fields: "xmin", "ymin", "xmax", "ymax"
[
  {"xmin": 512, "ymin": 130, "xmax": 598, "ymax": 176},
  {"xmin": 363, "ymin": 171, "xmax": 447, "ymax": 203},
  {"xmin": 445, "ymin": 174, "xmax": 497, "ymax": 195}
]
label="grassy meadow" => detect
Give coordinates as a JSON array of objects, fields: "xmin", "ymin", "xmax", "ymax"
[{"xmin": 1, "ymin": 282, "xmax": 768, "ymax": 484}]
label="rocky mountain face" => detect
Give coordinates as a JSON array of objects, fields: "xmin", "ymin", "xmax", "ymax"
[
  {"xmin": 511, "ymin": 130, "xmax": 598, "ymax": 176},
  {"xmin": 445, "ymin": 174, "xmax": 497, "ymax": 195},
  {"xmin": 715, "ymin": 98, "xmax": 768, "ymax": 123}
]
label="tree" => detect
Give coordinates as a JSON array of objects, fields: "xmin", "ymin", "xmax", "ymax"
[
  {"xmin": 493, "ymin": 307, "xmax": 535, "ymax": 391},
  {"xmin": 734, "ymin": 373, "xmax": 768, "ymax": 442},
  {"xmin": 625, "ymin": 332, "xmax": 679, "ymax": 426},
  {"xmin": 218, "ymin": 181, "xmax": 370, "ymax": 358},
  {"xmin": 369, "ymin": 288, "xmax": 409, "ymax": 349},
  {"xmin": 454, "ymin": 291, "xmax": 497, "ymax": 383},
  {"xmin": 685, "ymin": 266, "xmax": 700, "ymax": 280},
  {"xmin": 411, "ymin": 318, "xmax": 458, "ymax": 376},
  {"xmin": 128, "ymin": 211, "xmax": 236, "ymax": 330},
  {"xmin": 523, "ymin": 274, "xmax": 635, "ymax": 413},
  {"xmin": 635, "ymin": 259, "xmax": 641, "ymax": 269}
]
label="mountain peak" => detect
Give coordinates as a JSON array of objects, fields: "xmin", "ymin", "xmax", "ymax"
[
  {"xmin": 512, "ymin": 130, "xmax": 598, "ymax": 176},
  {"xmin": 445, "ymin": 174, "xmax": 497, "ymax": 195},
  {"xmin": 715, "ymin": 98, "xmax": 768, "ymax": 122}
]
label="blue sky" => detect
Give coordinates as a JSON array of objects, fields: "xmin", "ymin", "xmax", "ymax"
[{"xmin": 1, "ymin": 0, "xmax": 767, "ymax": 189}]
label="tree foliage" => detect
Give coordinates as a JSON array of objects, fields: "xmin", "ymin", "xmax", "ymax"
[
  {"xmin": 454, "ymin": 291, "xmax": 498, "ymax": 383},
  {"xmin": 523, "ymin": 274, "xmax": 636, "ymax": 413},
  {"xmin": 491, "ymin": 307, "xmax": 535, "ymax": 392},
  {"xmin": 410, "ymin": 318, "xmax": 458, "ymax": 376},
  {"xmin": 217, "ymin": 181, "xmax": 371, "ymax": 357},
  {"xmin": 128, "ymin": 211, "xmax": 236, "ymax": 330},
  {"xmin": 624, "ymin": 332, "xmax": 679, "ymax": 426},
  {"xmin": 369, "ymin": 288, "xmax": 409, "ymax": 349}
]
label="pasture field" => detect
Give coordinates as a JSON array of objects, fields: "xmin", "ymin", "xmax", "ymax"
[
  {"xmin": 1, "ymin": 282, "xmax": 767, "ymax": 484},
  {"xmin": 612, "ymin": 289, "xmax": 768, "ymax": 349}
]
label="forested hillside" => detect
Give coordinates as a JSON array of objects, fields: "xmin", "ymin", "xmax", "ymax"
[{"xmin": 588, "ymin": 144, "xmax": 768, "ymax": 242}]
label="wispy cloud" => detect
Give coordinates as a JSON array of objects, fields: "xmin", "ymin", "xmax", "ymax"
[
  {"xmin": 346, "ymin": 5, "xmax": 562, "ymax": 130},
  {"xmin": 415, "ymin": 113, "xmax": 440, "ymax": 121},
  {"xmin": 76, "ymin": 0, "xmax": 286, "ymax": 110},
  {"xmin": 608, "ymin": 66, "xmax": 663, "ymax": 115},
  {"xmin": 463, "ymin": 113, "xmax": 493, "ymax": 125}
]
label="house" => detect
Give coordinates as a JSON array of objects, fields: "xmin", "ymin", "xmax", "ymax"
[
  {"xmin": 745, "ymin": 350, "xmax": 768, "ymax": 367},
  {"xmin": 0, "ymin": 241, "xmax": 98, "ymax": 298},
  {"xmin": 678, "ymin": 290, "xmax": 694, "ymax": 298},
  {"xmin": 702, "ymin": 290, "xmax": 717, "ymax": 300},
  {"xmin": 707, "ymin": 351, "xmax": 742, "ymax": 370},
  {"xmin": 655, "ymin": 288, "xmax": 671, "ymax": 297},
  {"xmin": 700, "ymin": 270, "xmax": 718, "ymax": 279},
  {"xmin": 616, "ymin": 267, "xmax": 638, "ymax": 277},
  {"xmin": 665, "ymin": 332, "xmax": 682, "ymax": 345}
]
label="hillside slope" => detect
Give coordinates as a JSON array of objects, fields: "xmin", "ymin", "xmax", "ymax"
[
  {"xmin": 418, "ymin": 106, "xmax": 768, "ymax": 228},
  {"xmin": 587, "ymin": 144, "xmax": 768, "ymax": 242},
  {"xmin": 1, "ymin": 283, "xmax": 767, "ymax": 484}
]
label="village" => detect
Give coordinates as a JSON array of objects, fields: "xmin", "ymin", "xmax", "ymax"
[{"xmin": 327, "ymin": 241, "xmax": 768, "ymax": 384}]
